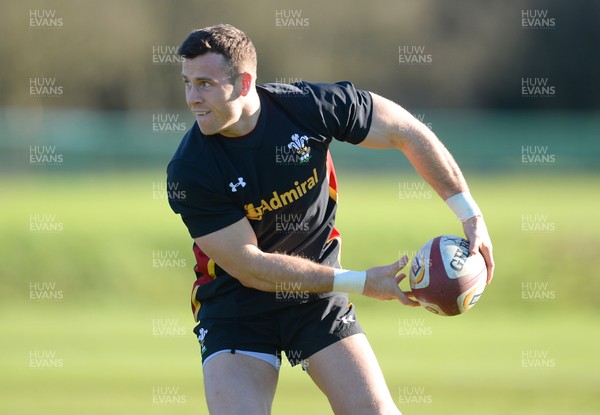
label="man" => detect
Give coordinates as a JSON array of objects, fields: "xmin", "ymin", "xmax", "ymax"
[{"xmin": 167, "ymin": 24, "xmax": 494, "ymax": 415}]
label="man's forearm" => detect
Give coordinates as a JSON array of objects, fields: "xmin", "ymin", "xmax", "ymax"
[
  {"xmin": 363, "ymin": 93, "xmax": 469, "ymax": 201},
  {"xmin": 223, "ymin": 246, "xmax": 336, "ymax": 293},
  {"xmin": 399, "ymin": 124, "xmax": 469, "ymax": 201}
]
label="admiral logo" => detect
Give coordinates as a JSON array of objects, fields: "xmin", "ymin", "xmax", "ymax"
[
  {"xmin": 244, "ymin": 168, "xmax": 319, "ymax": 221},
  {"xmin": 229, "ymin": 177, "xmax": 247, "ymax": 192}
]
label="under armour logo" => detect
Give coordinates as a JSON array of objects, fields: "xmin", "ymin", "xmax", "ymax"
[
  {"xmin": 229, "ymin": 177, "xmax": 246, "ymax": 192},
  {"xmin": 340, "ymin": 315, "xmax": 356, "ymax": 324}
]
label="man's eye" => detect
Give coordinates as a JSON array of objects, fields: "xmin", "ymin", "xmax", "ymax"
[
  {"xmin": 200, "ymin": 81, "xmax": 211, "ymax": 88},
  {"xmin": 183, "ymin": 80, "xmax": 191, "ymax": 87}
]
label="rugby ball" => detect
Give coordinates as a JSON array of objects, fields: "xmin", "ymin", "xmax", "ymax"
[{"xmin": 409, "ymin": 235, "xmax": 487, "ymax": 316}]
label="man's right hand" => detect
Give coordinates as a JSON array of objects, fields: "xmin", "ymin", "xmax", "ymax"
[{"xmin": 363, "ymin": 256, "xmax": 421, "ymax": 306}]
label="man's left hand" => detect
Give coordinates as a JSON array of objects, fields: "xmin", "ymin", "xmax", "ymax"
[{"xmin": 462, "ymin": 215, "xmax": 495, "ymax": 284}]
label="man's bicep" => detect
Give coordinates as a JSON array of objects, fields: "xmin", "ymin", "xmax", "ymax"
[
  {"xmin": 193, "ymin": 216, "xmax": 260, "ymax": 280},
  {"xmin": 358, "ymin": 92, "xmax": 423, "ymax": 150}
]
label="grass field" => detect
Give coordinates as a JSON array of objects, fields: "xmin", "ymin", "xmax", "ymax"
[{"xmin": 1, "ymin": 171, "xmax": 599, "ymax": 414}]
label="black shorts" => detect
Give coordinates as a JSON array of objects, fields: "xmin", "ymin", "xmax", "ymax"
[{"xmin": 193, "ymin": 295, "xmax": 363, "ymax": 368}]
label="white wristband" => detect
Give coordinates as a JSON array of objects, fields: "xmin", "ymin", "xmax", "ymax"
[
  {"xmin": 333, "ymin": 269, "xmax": 367, "ymax": 294},
  {"xmin": 445, "ymin": 191, "xmax": 482, "ymax": 222}
]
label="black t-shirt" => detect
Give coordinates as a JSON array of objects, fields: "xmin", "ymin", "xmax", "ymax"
[{"xmin": 167, "ymin": 81, "xmax": 373, "ymax": 321}]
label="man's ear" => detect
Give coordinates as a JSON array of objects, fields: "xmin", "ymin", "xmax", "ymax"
[{"xmin": 238, "ymin": 72, "xmax": 254, "ymax": 97}]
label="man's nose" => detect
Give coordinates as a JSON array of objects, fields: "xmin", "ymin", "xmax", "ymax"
[{"xmin": 187, "ymin": 87, "xmax": 204, "ymax": 106}]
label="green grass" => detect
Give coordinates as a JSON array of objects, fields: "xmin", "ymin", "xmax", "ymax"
[
  {"xmin": 1, "ymin": 305, "xmax": 598, "ymax": 414},
  {"xmin": 1, "ymin": 171, "xmax": 599, "ymax": 414}
]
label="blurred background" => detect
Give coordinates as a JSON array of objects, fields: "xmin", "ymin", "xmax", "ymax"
[{"xmin": 1, "ymin": 0, "xmax": 599, "ymax": 414}]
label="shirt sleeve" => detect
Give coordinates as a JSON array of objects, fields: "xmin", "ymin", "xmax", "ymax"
[
  {"xmin": 167, "ymin": 160, "xmax": 245, "ymax": 238},
  {"xmin": 299, "ymin": 81, "xmax": 373, "ymax": 144}
]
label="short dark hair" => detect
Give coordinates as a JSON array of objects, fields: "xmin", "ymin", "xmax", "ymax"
[{"xmin": 177, "ymin": 24, "xmax": 257, "ymax": 79}]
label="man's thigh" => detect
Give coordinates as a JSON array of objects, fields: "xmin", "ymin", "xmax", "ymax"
[
  {"xmin": 203, "ymin": 352, "xmax": 279, "ymax": 415},
  {"xmin": 305, "ymin": 333, "xmax": 401, "ymax": 415}
]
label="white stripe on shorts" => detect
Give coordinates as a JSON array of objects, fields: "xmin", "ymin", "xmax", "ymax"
[{"xmin": 203, "ymin": 349, "xmax": 280, "ymax": 370}]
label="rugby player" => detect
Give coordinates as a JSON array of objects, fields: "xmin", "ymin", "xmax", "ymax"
[{"xmin": 167, "ymin": 24, "xmax": 494, "ymax": 415}]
